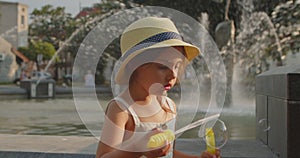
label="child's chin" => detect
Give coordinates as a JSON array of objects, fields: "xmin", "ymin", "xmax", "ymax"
[{"xmin": 150, "ymin": 91, "xmax": 167, "ymax": 96}]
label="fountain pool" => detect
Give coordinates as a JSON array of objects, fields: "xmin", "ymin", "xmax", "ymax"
[{"xmin": 0, "ymin": 95, "xmax": 255, "ymax": 140}]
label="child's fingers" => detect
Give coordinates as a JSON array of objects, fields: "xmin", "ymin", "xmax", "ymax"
[
  {"xmin": 163, "ymin": 142, "xmax": 171, "ymax": 155},
  {"xmin": 200, "ymin": 151, "xmax": 217, "ymax": 158},
  {"xmin": 215, "ymin": 148, "xmax": 221, "ymax": 158},
  {"xmin": 143, "ymin": 141, "xmax": 171, "ymax": 157},
  {"xmin": 157, "ymin": 141, "xmax": 171, "ymax": 156},
  {"xmin": 144, "ymin": 128, "xmax": 165, "ymax": 150}
]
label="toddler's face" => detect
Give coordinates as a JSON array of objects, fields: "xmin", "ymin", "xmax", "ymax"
[{"xmin": 134, "ymin": 46, "xmax": 186, "ymax": 95}]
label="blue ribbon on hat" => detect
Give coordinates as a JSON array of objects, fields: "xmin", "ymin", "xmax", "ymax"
[{"xmin": 121, "ymin": 32, "xmax": 182, "ymax": 61}]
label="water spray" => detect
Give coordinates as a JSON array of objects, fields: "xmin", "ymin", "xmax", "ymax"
[{"xmin": 35, "ymin": 10, "xmax": 116, "ymax": 86}]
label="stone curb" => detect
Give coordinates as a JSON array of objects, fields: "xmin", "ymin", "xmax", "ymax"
[{"xmin": 0, "ymin": 134, "xmax": 277, "ymax": 158}]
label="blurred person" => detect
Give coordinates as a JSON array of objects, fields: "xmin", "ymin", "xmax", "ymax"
[{"xmin": 84, "ymin": 70, "xmax": 95, "ymax": 87}]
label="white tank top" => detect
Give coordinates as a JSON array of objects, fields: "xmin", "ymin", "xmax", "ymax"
[{"xmin": 114, "ymin": 96, "xmax": 176, "ymax": 158}]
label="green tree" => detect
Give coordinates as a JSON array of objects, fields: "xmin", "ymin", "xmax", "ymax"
[
  {"xmin": 272, "ymin": 1, "xmax": 300, "ymax": 55},
  {"xmin": 29, "ymin": 5, "xmax": 78, "ymax": 49},
  {"xmin": 93, "ymin": 0, "xmax": 126, "ymax": 13},
  {"xmin": 18, "ymin": 41, "xmax": 56, "ymax": 61},
  {"xmin": 61, "ymin": 0, "xmax": 128, "ymax": 84},
  {"xmin": 232, "ymin": 1, "xmax": 299, "ymax": 96}
]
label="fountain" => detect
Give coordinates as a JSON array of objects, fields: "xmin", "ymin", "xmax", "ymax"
[
  {"xmin": 211, "ymin": 1, "xmax": 297, "ymax": 152},
  {"xmin": 19, "ymin": 9, "xmax": 119, "ymax": 99},
  {"xmin": 1, "ymin": 1, "xmax": 296, "ymax": 157},
  {"xmin": 235, "ymin": 0, "xmax": 285, "ymax": 72},
  {"xmin": 231, "ymin": 1, "xmax": 300, "ymax": 157}
]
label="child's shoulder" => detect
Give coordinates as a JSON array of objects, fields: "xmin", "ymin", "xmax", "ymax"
[
  {"xmin": 105, "ymin": 99, "xmax": 128, "ymax": 114},
  {"xmin": 165, "ymin": 96, "xmax": 177, "ymax": 113},
  {"xmin": 104, "ymin": 99, "xmax": 131, "ymax": 127}
]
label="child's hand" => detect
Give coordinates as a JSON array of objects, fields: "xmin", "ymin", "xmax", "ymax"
[
  {"xmin": 142, "ymin": 128, "xmax": 172, "ymax": 157},
  {"xmin": 121, "ymin": 127, "xmax": 173, "ymax": 155},
  {"xmin": 199, "ymin": 149, "xmax": 221, "ymax": 158},
  {"xmin": 142, "ymin": 139, "xmax": 171, "ymax": 157}
]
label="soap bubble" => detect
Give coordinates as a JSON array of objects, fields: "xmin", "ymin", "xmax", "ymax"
[
  {"xmin": 201, "ymin": 119, "xmax": 228, "ymax": 149},
  {"xmin": 258, "ymin": 118, "xmax": 271, "ymax": 132}
]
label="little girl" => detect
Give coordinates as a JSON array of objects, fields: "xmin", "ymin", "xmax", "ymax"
[{"xmin": 96, "ymin": 17, "xmax": 220, "ymax": 158}]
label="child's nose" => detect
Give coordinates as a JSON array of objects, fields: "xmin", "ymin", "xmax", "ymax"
[{"xmin": 167, "ymin": 67, "xmax": 178, "ymax": 80}]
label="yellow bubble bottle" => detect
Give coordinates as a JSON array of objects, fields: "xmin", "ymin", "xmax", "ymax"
[
  {"xmin": 205, "ymin": 128, "xmax": 216, "ymax": 154},
  {"xmin": 147, "ymin": 129, "xmax": 175, "ymax": 148}
]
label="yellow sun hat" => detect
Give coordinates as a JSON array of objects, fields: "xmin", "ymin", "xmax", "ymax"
[{"xmin": 115, "ymin": 17, "xmax": 201, "ymax": 84}]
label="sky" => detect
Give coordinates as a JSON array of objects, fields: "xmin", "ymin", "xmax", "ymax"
[{"xmin": 1, "ymin": 0, "xmax": 101, "ymax": 17}]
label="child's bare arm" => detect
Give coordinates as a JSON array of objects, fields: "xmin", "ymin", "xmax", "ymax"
[
  {"xmin": 96, "ymin": 101, "xmax": 172, "ymax": 158},
  {"xmin": 96, "ymin": 101, "xmax": 135, "ymax": 157}
]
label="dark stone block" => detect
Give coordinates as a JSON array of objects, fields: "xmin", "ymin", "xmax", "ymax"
[
  {"xmin": 20, "ymin": 79, "xmax": 56, "ymax": 99},
  {"xmin": 255, "ymin": 65, "xmax": 300, "ymax": 158},
  {"xmin": 256, "ymin": 94, "xmax": 268, "ymax": 144},
  {"xmin": 287, "ymin": 101, "xmax": 300, "ymax": 158},
  {"xmin": 268, "ymin": 97, "xmax": 287, "ymax": 158},
  {"xmin": 256, "ymin": 65, "xmax": 300, "ymax": 100},
  {"xmin": 288, "ymin": 74, "xmax": 300, "ymax": 100}
]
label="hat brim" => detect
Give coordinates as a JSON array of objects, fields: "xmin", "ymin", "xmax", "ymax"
[{"xmin": 115, "ymin": 39, "xmax": 201, "ymax": 84}]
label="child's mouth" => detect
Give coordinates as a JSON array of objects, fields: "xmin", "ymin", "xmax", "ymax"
[{"xmin": 164, "ymin": 84, "xmax": 171, "ymax": 90}]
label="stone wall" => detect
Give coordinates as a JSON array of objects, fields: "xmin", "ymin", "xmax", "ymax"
[{"xmin": 256, "ymin": 65, "xmax": 300, "ymax": 158}]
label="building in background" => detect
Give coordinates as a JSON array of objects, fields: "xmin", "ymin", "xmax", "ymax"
[
  {"xmin": 0, "ymin": 1, "xmax": 29, "ymax": 83},
  {"xmin": 0, "ymin": 1, "xmax": 28, "ymax": 48},
  {"xmin": 0, "ymin": 37, "xmax": 19, "ymax": 82}
]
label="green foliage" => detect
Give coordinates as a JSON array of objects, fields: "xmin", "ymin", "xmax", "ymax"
[
  {"xmin": 65, "ymin": 1, "xmax": 127, "ymax": 84},
  {"xmin": 253, "ymin": 0, "xmax": 288, "ymax": 14},
  {"xmin": 232, "ymin": 1, "xmax": 299, "ymax": 95},
  {"xmin": 18, "ymin": 47, "xmax": 34, "ymax": 61},
  {"xmin": 272, "ymin": 1, "xmax": 300, "ymax": 53},
  {"xmin": 18, "ymin": 41, "xmax": 56, "ymax": 61},
  {"xmin": 29, "ymin": 5, "xmax": 78, "ymax": 49},
  {"xmin": 93, "ymin": 0, "xmax": 126, "ymax": 13},
  {"xmin": 133, "ymin": 0, "xmax": 231, "ymax": 36},
  {"xmin": 26, "ymin": 0, "xmax": 297, "ymax": 89}
]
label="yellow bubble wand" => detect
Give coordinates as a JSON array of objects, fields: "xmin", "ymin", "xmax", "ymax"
[
  {"xmin": 205, "ymin": 127, "xmax": 216, "ymax": 154},
  {"xmin": 147, "ymin": 114, "xmax": 220, "ymax": 148}
]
